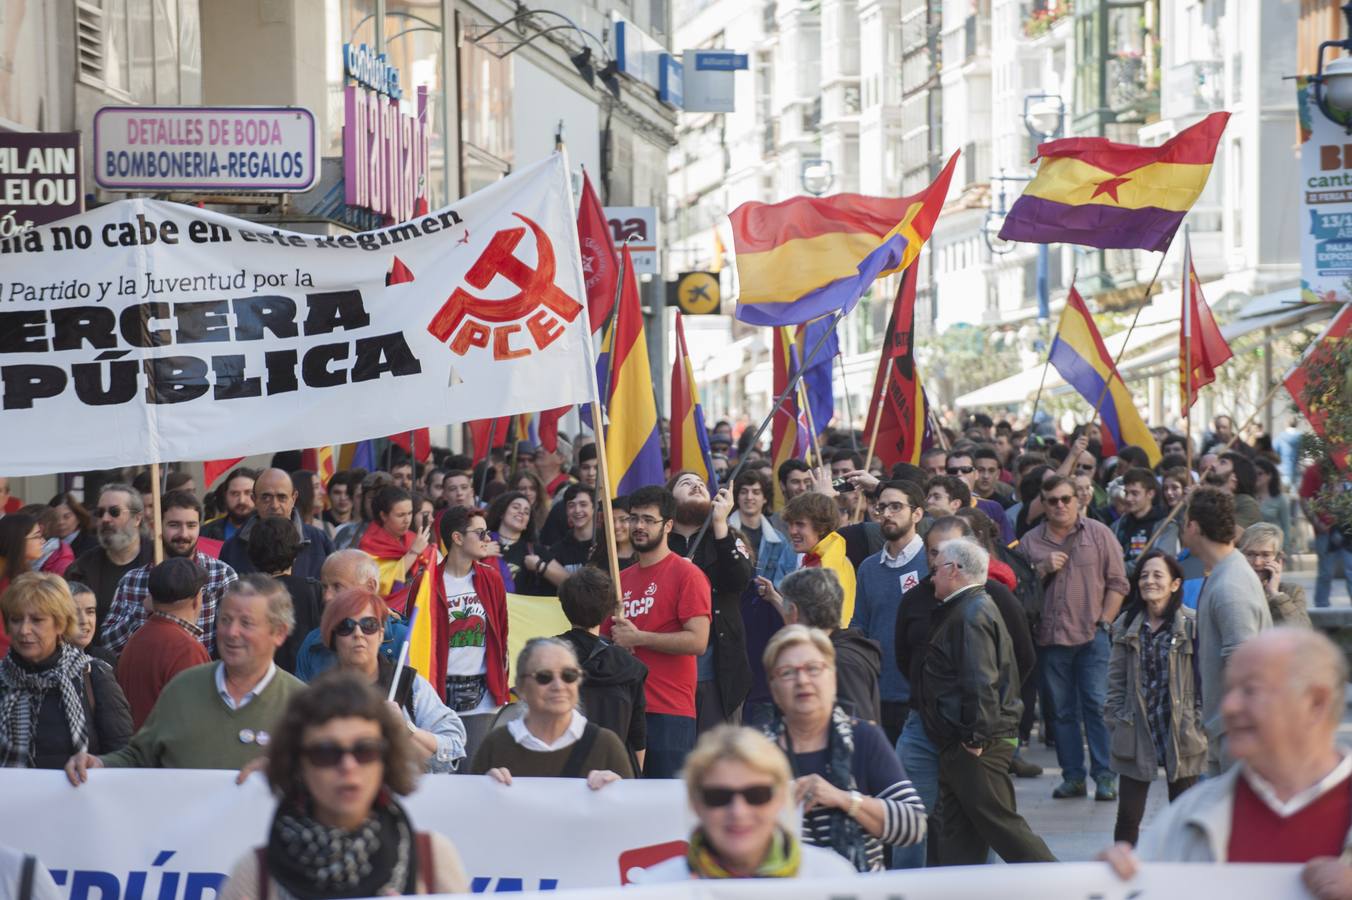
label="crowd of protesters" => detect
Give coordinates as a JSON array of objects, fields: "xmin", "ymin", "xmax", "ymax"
[{"xmin": 2, "ymin": 406, "xmax": 1352, "ymax": 896}]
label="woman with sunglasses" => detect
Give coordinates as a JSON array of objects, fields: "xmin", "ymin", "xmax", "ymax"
[
  {"xmin": 220, "ymin": 673, "xmax": 469, "ymax": 899},
  {"xmin": 636, "ymin": 725, "xmax": 856, "ymax": 882},
  {"xmin": 762, "ymin": 625, "xmax": 926, "ymax": 872},
  {"xmin": 322, "ymin": 588, "xmax": 466, "ymax": 773},
  {"xmin": 470, "ymin": 637, "xmax": 632, "ymax": 785},
  {"xmin": 1104, "ymin": 550, "xmax": 1206, "ymax": 846}
]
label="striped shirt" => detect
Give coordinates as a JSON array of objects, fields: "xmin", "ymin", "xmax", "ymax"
[{"xmin": 789, "ymin": 718, "xmax": 927, "ymax": 871}]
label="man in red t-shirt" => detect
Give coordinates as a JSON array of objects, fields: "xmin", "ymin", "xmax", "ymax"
[
  {"xmin": 1101, "ymin": 629, "xmax": 1352, "ymax": 896},
  {"xmin": 602, "ymin": 485, "xmax": 710, "ymax": 778}
]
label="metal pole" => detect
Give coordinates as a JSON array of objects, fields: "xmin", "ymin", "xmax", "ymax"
[
  {"xmin": 836, "ymin": 351, "xmax": 859, "ymax": 452},
  {"xmin": 1028, "ymin": 265, "xmax": 1076, "ymax": 437},
  {"xmin": 1085, "ymin": 250, "xmax": 1170, "ymax": 430},
  {"xmin": 1037, "ymin": 243, "xmax": 1050, "ymax": 322},
  {"xmin": 685, "ymin": 308, "xmax": 848, "ymax": 559}
]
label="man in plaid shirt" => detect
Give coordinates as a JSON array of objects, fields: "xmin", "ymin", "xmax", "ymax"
[{"xmin": 102, "ymin": 491, "xmax": 237, "ymax": 656}]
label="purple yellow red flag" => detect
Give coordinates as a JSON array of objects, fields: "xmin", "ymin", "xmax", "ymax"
[
  {"xmin": 998, "ymin": 112, "xmax": 1229, "ymax": 253},
  {"xmin": 729, "ymin": 151, "xmax": 959, "ymax": 326},
  {"xmin": 670, "ymin": 313, "xmax": 717, "ymax": 487},
  {"xmin": 604, "ymin": 245, "xmax": 665, "ymax": 494},
  {"xmin": 1180, "ymin": 231, "xmax": 1233, "ymax": 411}
]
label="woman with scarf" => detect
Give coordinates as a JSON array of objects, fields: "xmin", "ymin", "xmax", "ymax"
[
  {"xmin": 220, "ymin": 673, "xmax": 469, "ymax": 899},
  {"xmin": 636, "ymin": 725, "xmax": 857, "ymax": 882},
  {"xmin": 762, "ymin": 625, "xmax": 926, "ymax": 872},
  {"xmin": 483, "ymin": 491, "xmax": 552, "ymax": 596},
  {"xmin": 358, "ymin": 486, "xmax": 433, "ymax": 603},
  {"xmin": 0, "ymin": 573, "xmax": 132, "ymax": 768},
  {"xmin": 323, "ymin": 588, "xmax": 466, "ymax": 773}
]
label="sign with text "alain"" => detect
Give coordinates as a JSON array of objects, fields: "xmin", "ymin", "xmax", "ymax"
[
  {"xmin": 0, "ymin": 131, "xmax": 81, "ymax": 237},
  {"xmin": 94, "ymin": 106, "xmax": 317, "ymax": 192}
]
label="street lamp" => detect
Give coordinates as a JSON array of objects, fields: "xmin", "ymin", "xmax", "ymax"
[
  {"xmin": 800, "ymin": 159, "xmax": 835, "ymax": 196},
  {"xmin": 1022, "ymin": 93, "xmax": 1065, "ymax": 324},
  {"xmin": 1312, "ymin": 2, "xmax": 1352, "ymax": 132}
]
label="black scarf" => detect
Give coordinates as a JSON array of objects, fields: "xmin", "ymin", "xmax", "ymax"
[
  {"xmin": 0, "ymin": 642, "xmax": 91, "ymax": 767},
  {"xmin": 767, "ymin": 705, "xmax": 870, "ymax": 872},
  {"xmin": 265, "ymin": 791, "xmax": 417, "ymax": 899}
]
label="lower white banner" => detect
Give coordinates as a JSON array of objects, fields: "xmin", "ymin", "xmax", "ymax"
[{"xmin": 0, "ymin": 770, "xmax": 1309, "ymax": 899}]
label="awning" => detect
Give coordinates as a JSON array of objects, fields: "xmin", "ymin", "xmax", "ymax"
[{"xmin": 954, "ymin": 289, "xmax": 1333, "ymax": 408}]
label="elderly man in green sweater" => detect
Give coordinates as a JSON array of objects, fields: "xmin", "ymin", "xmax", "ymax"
[{"xmin": 65, "ymin": 574, "xmax": 305, "ymax": 783}]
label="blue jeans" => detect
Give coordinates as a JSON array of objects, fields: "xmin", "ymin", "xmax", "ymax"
[
  {"xmin": 1040, "ymin": 628, "xmax": 1111, "ymax": 783},
  {"xmin": 1314, "ymin": 533, "xmax": 1352, "ymax": 608},
  {"xmin": 891, "ymin": 710, "xmax": 939, "ymax": 869},
  {"xmin": 644, "ymin": 713, "xmax": 696, "ymax": 779}
]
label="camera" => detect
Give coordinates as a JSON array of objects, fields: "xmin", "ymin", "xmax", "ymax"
[{"xmin": 832, "ymin": 478, "xmax": 852, "ymax": 492}]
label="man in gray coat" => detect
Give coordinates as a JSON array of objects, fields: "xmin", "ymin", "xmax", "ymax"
[{"xmin": 1184, "ymin": 486, "xmax": 1270, "ymax": 774}]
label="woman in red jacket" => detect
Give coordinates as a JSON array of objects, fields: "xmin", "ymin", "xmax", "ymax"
[{"xmin": 427, "ymin": 505, "xmax": 509, "ymax": 760}]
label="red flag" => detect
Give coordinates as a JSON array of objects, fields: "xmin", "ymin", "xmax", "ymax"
[
  {"xmin": 577, "ymin": 171, "xmax": 618, "ymax": 334},
  {"xmin": 1180, "ymin": 233, "xmax": 1233, "ymax": 410},
  {"xmin": 388, "ymin": 429, "xmax": 431, "ymax": 463},
  {"xmin": 864, "ymin": 264, "xmax": 934, "ymax": 469},
  {"xmin": 468, "ymin": 417, "xmax": 512, "ymax": 465},
  {"xmin": 1285, "ymin": 303, "xmax": 1352, "ymax": 471},
  {"xmin": 386, "ymin": 256, "xmax": 415, "ymax": 286},
  {"xmin": 203, "ymin": 458, "xmax": 245, "ymax": 487}
]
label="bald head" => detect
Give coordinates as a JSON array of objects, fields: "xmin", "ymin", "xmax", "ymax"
[
  {"xmin": 1222, "ymin": 628, "xmax": 1347, "ymax": 773},
  {"xmin": 320, "ymin": 549, "xmax": 380, "ymax": 604},
  {"xmin": 253, "ymin": 468, "xmax": 297, "ymax": 519}
]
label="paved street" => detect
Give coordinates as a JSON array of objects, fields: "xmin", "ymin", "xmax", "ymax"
[{"xmin": 1011, "ymin": 556, "xmax": 1350, "ymax": 861}]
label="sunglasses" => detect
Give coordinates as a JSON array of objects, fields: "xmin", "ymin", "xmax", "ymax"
[
  {"xmin": 461, "ymin": 527, "xmax": 489, "ymax": 540},
  {"xmin": 1043, "ymin": 494, "xmax": 1075, "ymax": 506},
  {"xmin": 529, "ymin": 668, "xmax": 582, "ymax": 686},
  {"xmin": 947, "ymin": 466, "xmax": 974, "ymax": 475},
  {"xmin": 94, "ymin": 506, "xmax": 125, "ymax": 519},
  {"xmin": 300, "ymin": 738, "xmax": 387, "ymax": 768},
  {"xmin": 334, "ymin": 616, "xmax": 381, "ymax": 637},
  {"xmin": 1075, "ymin": 463, "xmax": 1097, "ymax": 472},
  {"xmin": 700, "ymin": 785, "xmax": 776, "ymax": 807}
]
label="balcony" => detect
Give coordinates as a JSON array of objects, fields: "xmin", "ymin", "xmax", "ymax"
[
  {"xmin": 1023, "ymin": 1, "xmax": 1071, "ymax": 39},
  {"xmin": 1163, "ymin": 60, "xmax": 1224, "ymax": 118},
  {"xmin": 1107, "ymin": 51, "xmax": 1159, "ymax": 120},
  {"xmin": 963, "ymin": 15, "xmax": 990, "ymax": 62}
]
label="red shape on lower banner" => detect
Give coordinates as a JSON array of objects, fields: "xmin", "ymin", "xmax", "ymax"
[{"xmin": 387, "ymin": 256, "xmax": 415, "ymax": 285}]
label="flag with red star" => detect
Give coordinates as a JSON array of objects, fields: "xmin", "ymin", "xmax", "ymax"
[{"xmin": 998, "ymin": 112, "xmax": 1229, "ymax": 253}]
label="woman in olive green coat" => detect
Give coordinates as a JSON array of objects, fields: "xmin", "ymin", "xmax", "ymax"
[{"xmin": 1105, "ymin": 550, "xmax": 1207, "ymax": 846}]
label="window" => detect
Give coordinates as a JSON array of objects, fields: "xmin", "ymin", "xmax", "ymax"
[{"xmin": 76, "ymin": 0, "xmax": 199, "ymax": 104}]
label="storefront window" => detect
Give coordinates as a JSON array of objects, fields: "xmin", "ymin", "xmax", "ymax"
[{"xmin": 458, "ymin": 11, "xmax": 513, "ymax": 195}]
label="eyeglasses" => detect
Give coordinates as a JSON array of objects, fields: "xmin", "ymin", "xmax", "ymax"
[
  {"xmin": 771, "ymin": 661, "xmax": 832, "ymax": 682},
  {"xmin": 1243, "ymin": 549, "xmax": 1282, "ymax": 564},
  {"xmin": 700, "ymin": 785, "xmax": 776, "ymax": 808},
  {"xmin": 528, "ymin": 668, "xmax": 582, "ymax": 686},
  {"xmin": 873, "ymin": 501, "xmax": 912, "ymax": 516},
  {"xmin": 300, "ymin": 738, "xmax": 387, "ymax": 768},
  {"xmin": 461, "ymin": 527, "xmax": 489, "ymax": 540},
  {"xmin": 94, "ymin": 506, "xmax": 125, "ymax": 519},
  {"xmin": 334, "ymin": 617, "xmax": 381, "ymax": 637},
  {"xmin": 1074, "ymin": 463, "xmax": 1097, "ymax": 473},
  {"xmin": 947, "ymin": 466, "xmax": 975, "ymax": 475},
  {"xmin": 631, "ymin": 515, "xmax": 667, "ymax": 528},
  {"xmin": 1043, "ymin": 494, "xmax": 1075, "ymax": 507}
]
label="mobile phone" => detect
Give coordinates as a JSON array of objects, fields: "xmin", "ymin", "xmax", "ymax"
[
  {"xmin": 421, "ymin": 511, "xmax": 431, "ymax": 530},
  {"xmin": 832, "ymin": 478, "xmax": 852, "ymax": 492}
]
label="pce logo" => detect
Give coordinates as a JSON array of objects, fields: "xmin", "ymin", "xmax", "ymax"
[{"xmin": 427, "ymin": 213, "xmax": 582, "ymax": 360}]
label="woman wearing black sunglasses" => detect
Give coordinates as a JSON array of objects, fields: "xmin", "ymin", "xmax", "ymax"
[
  {"xmin": 635, "ymin": 725, "xmax": 856, "ymax": 882},
  {"xmin": 469, "ymin": 637, "xmax": 632, "ymax": 785},
  {"xmin": 321, "ymin": 588, "xmax": 466, "ymax": 774},
  {"xmin": 219, "ymin": 673, "xmax": 469, "ymax": 899}
]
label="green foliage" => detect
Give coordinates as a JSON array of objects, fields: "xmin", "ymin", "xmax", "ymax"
[
  {"xmin": 1300, "ymin": 336, "xmax": 1352, "ymax": 529},
  {"xmin": 921, "ymin": 324, "xmax": 1024, "ymax": 407}
]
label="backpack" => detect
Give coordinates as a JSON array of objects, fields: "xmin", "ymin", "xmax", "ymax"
[{"xmin": 997, "ymin": 544, "xmax": 1045, "ymax": 631}]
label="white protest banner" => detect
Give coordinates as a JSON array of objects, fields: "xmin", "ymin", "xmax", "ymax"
[
  {"xmin": 0, "ymin": 153, "xmax": 597, "ymax": 476},
  {"xmin": 485, "ymin": 862, "xmax": 1309, "ymax": 900},
  {"xmin": 0, "ymin": 769, "xmax": 692, "ymax": 896}
]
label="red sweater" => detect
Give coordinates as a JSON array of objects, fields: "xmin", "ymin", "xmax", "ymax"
[
  {"xmin": 1228, "ymin": 773, "xmax": 1352, "ymax": 862},
  {"xmin": 116, "ymin": 614, "xmax": 211, "ymax": 729}
]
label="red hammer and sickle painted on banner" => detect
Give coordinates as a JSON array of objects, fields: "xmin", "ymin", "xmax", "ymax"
[{"xmin": 427, "ymin": 213, "xmax": 583, "ymax": 349}]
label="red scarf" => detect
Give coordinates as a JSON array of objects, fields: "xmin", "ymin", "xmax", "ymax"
[{"xmin": 358, "ymin": 523, "xmax": 415, "ymax": 561}]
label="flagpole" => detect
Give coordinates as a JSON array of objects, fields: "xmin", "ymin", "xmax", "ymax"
[
  {"xmin": 685, "ymin": 307, "xmax": 848, "ymax": 559},
  {"xmin": 1085, "ymin": 248, "xmax": 1170, "ymax": 432},
  {"xmin": 1028, "ymin": 265, "xmax": 1076, "ymax": 441},
  {"xmin": 861, "ymin": 274, "xmax": 903, "ymax": 475},
  {"xmin": 150, "ymin": 462, "xmax": 164, "ymax": 565},
  {"xmin": 798, "ymin": 379, "xmax": 824, "ymax": 467},
  {"xmin": 1183, "ymin": 228, "xmax": 1194, "ymax": 475},
  {"xmin": 836, "ymin": 352, "xmax": 859, "ymax": 453},
  {"xmin": 477, "ymin": 419, "xmax": 498, "ymax": 501}
]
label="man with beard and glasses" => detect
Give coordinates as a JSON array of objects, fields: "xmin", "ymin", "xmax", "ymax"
[
  {"xmin": 65, "ymin": 483, "xmax": 153, "ymax": 643},
  {"xmin": 850, "ymin": 480, "xmax": 929, "ymax": 746},
  {"xmin": 101, "ymin": 491, "xmax": 238, "ymax": 656},
  {"xmin": 201, "ymin": 468, "xmax": 258, "ymax": 543},
  {"xmin": 602, "ymin": 486, "xmax": 712, "ymax": 778},
  {"xmin": 221, "ymin": 468, "xmax": 333, "ymax": 581},
  {"xmin": 663, "ymin": 471, "xmax": 752, "ymax": 734}
]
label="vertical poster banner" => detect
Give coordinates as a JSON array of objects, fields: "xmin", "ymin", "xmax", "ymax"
[
  {"xmin": 1299, "ymin": 76, "xmax": 1352, "ymax": 304},
  {"xmin": 0, "ymin": 132, "xmax": 81, "ymax": 237}
]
